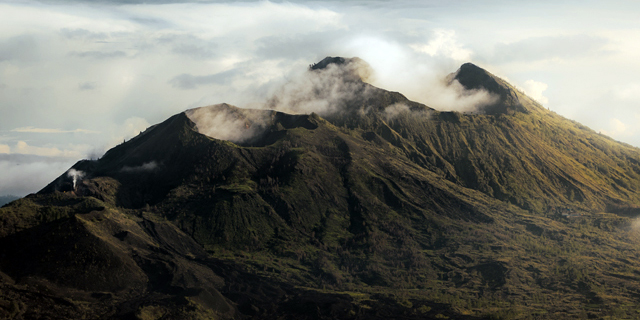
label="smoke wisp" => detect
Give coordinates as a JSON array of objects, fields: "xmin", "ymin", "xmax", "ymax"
[{"xmin": 66, "ymin": 168, "xmax": 85, "ymax": 189}]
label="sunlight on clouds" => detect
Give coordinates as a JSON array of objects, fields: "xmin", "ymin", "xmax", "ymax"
[
  {"xmin": 613, "ymin": 83, "xmax": 640, "ymax": 102},
  {"xmin": 11, "ymin": 127, "xmax": 100, "ymax": 134},
  {"xmin": 522, "ymin": 80, "xmax": 549, "ymax": 105},
  {"xmin": 0, "ymin": 145, "xmax": 9, "ymax": 154},
  {"xmin": 410, "ymin": 29, "xmax": 472, "ymax": 62},
  {"xmin": 12, "ymin": 141, "xmax": 87, "ymax": 158},
  {"xmin": 600, "ymin": 118, "xmax": 635, "ymax": 139}
]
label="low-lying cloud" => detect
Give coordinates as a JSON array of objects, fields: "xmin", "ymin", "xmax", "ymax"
[
  {"xmin": 120, "ymin": 161, "xmax": 159, "ymax": 173},
  {"xmin": 264, "ymin": 58, "xmax": 374, "ymax": 116},
  {"xmin": 0, "ymin": 154, "xmax": 76, "ymax": 196},
  {"xmin": 186, "ymin": 56, "xmax": 500, "ymax": 143},
  {"xmin": 186, "ymin": 104, "xmax": 272, "ymax": 144}
]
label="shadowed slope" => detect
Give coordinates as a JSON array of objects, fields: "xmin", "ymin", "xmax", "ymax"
[{"xmin": 3, "ymin": 58, "xmax": 640, "ymax": 319}]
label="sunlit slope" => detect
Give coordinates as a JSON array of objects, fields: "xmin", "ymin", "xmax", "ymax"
[
  {"xmin": 360, "ymin": 63, "xmax": 640, "ymax": 214},
  {"xmin": 3, "ymin": 58, "xmax": 640, "ymax": 319}
]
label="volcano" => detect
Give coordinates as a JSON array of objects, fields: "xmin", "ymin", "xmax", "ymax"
[{"xmin": 2, "ymin": 57, "xmax": 640, "ymax": 319}]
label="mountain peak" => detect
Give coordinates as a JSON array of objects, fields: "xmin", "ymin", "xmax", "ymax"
[
  {"xmin": 309, "ymin": 56, "xmax": 373, "ymax": 82},
  {"xmin": 309, "ymin": 56, "xmax": 348, "ymax": 70},
  {"xmin": 452, "ymin": 62, "xmax": 529, "ymax": 115}
]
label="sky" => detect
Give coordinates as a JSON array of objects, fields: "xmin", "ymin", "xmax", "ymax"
[{"xmin": 2, "ymin": 0, "xmax": 640, "ymax": 196}]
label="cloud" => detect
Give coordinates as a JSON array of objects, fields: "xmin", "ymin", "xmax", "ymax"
[
  {"xmin": 11, "ymin": 127, "xmax": 100, "ymax": 134},
  {"xmin": 410, "ymin": 29, "xmax": 472, "ymax": 62},
  {"xmin": 255, "ymin": 31, "xmax": 345, "ymax": 60},
  {"xmin": 78, "ymin": 81, "xmax": 98, "ymax": 91},
  {"xmin": 521, "ymin": 80, "xmax": 549, "ymax": 104},
  {"xmin": 493, "ymin": 35, "xmax": 609, "ymax": 63},
  {"xmin": 600, "ymin": 117, "xmax": 636, "ymax": 139},
  {"xmin": 186, "ymin": 104, "xmax": 272, "ymax": 144},
  {"xmin": 426, "ymin": 79, "xmax": 499, "ymax": 113},
  {"xmin": 612, "ymin": 83, "xmax": 640, "ymax": 102},
  {"xmin": 0, "ymin": 34, "xmax": 40, "ymax": 62},
  {"xmin": 12, "ymin": 141, "xmax": 87, "ymax": 158},
  {"xmin": 0, "ymin": 154, "xmax": 76, "ymax": 197},
  {"xmin": 264, "ymin": 58, "xmax": 375, "ymax": 116},
  {"xmin": 169, "ymin": 69, "xmax": 241, "ymax": 89},
  {"xmin": 60, "ymin": 28, "xmax": 108, "ymax": 41},
  {"xmin": 0, "ymin": 144, "xmax": 9, "ymax": 154},
  {"xmin": 157, "ymin": 34, "xmax": 219, "ymax": 60},
  {"xmin": 89, "ymin": 117, "xmax": 152, "ymax": 158},
  {"xmin": 70, "ymin": 50, "xmax": 127, "ymax": 59},
  {"xmin": 120, "ymin": 161, "xmax": 159, "ymax": 173}
]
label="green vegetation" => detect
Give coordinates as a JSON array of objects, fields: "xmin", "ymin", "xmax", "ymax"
[{"xmin": 2, "ymin": 61, "xmax": 640, "ymax": 319}]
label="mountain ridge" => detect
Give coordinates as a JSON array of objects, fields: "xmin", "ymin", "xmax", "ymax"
[{"xmin": 2, "ymin": 57, "xmax": 640, "ymax": 319}]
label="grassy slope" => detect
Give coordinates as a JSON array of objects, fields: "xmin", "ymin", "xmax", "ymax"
[{"xmin": 3, "ymin": 64, "xmax": 640, "ymax": 318}]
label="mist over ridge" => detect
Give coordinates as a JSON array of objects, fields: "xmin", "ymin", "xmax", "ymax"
[{"xmin": 186, "ymin": 56, "xmax": 507, "ymax": 143}]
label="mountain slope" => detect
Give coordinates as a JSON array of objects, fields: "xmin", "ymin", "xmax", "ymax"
[{"xmin": 2, "ymin": 57, "xmax": 640, "ymax": 319}]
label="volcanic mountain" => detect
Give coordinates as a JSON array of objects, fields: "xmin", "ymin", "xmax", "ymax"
[{"xmin": 2, "ymin": 57, "xmax": 640, "ymax": 319}]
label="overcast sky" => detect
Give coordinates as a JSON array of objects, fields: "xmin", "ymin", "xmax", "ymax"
[{"xmin": 2, "ymin": 0, "xmax": 640, "ymax": 196}]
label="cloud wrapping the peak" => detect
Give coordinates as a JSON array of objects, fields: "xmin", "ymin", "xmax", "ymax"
[
  {"xmin": 265, "ymin": 59, "xmax": 375, "ymax": 116},
  {"xmin": 186, "ymin": 105, "xmax": 272, "ymax": 143}
]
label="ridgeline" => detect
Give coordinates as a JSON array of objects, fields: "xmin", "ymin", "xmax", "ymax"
[{"xmin": 2, "ymin": 57, "xmax": 640, "ymax": 319}]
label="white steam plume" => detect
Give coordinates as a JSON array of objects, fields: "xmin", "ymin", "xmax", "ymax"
[{"xmin": 66, "ymin": 169, "xmax": 85, "ymax": 189}]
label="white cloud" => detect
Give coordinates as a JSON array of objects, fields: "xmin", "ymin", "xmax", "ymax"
[
  {"xmin": 492, "ymin": 35, "xmax": 609, "ymax": 63},
  {"xmin": 120, "ymin": 161, "xmax": 158, "ymax": 173},
  {"xmin": 410, "ymin": 29, "xmax": 473, "ymax": 62},
  {"xmin": 86, "ymin": 117, "xmax": 152, "ymax": 158},
  {"xmin": 12, "ymin": 141, "xmax": 88, "ymax": 158},
  {"xmin": 600, "ymin": 118, "xmax": 635, "ymax": 139},
  {"xmin": 521, "ymin": 80, "xmax": 549, "ymax": 104},
  {"xmin": 0, "ymin": 144, "xmax": 9, "ymax": 154},
  {"xmin": 613, "ymin": 83, "xmax": 640, "ymax": 102},
  {"xmin": 11, "ymin": 127, "xmax": 100, "ymax": 134},
  {"xmin": 0, "ymin": 155, "xmax": 76, "ymax": 196}
]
